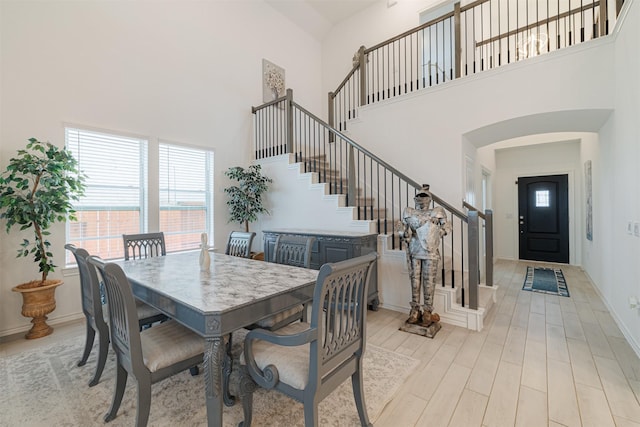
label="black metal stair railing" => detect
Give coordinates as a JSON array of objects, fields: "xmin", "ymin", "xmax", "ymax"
[
  {"xmin": 252, "ymin": 89, "xmax": 493, "ymax": 310},
  {"xmin": 329, "ymin": 0, "xmax": 617, "ymax": 132}
]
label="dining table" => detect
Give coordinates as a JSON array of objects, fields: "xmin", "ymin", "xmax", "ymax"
[{"xmin": 114, "ymin": 250, "xmax": 319, "ymax": 427}]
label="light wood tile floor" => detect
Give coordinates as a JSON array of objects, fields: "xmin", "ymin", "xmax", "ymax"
[
  {"xmin": 372, "ymin": 260, "xmax": 640, "ymax": 427},
  {"xmin": 1, "ymin": 259, "xmax": 639, "ymax": 426}
]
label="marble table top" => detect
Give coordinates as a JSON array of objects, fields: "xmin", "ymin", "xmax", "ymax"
[{"xmin": 115, "ymin": 251, "xmax": 318, "ymax": 315}]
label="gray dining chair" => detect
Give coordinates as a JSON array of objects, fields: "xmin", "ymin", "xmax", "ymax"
[
  {"xmin": 250, "ymin": 235, "xmax": 316, "ymax": 330},
  {"xmin": 65, "ymin": 244, "xmax": 168, "ymax": 387},
  {"xmin": 123, "ymin": 232, "xmax": 166, "ymax": 260},
  {"xmin": 88, "ymin": 255, "xmax": 204, "ymax": 427},
  {"xmin": 272, "ymin": 234, "xmax": 314, "ymax": 268},
  {"xmin": 225, "ymin": 231, "xmax": 256, "ymax": 258},
  {"xmin": 121, "ymin": 233, "xmax": 201, "ymax": 375},
  {"xmin": 121, "ymin": 234, "xmax": 171, "ymax": 329},
  {"xmin": 65, "ymin": 244, "xmax": 110, "ymax": 387},
  {"xmin": 121, "ymin": 232, "xmax": 173, "ymax": 328},
  {"xmin": 241, "ymin": 252, "xmax": 378, "ymax": 427}
]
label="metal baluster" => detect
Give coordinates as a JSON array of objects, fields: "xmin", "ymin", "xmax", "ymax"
[{"xmin": 376, "ymin": 164, "xmax": 380, "ymax": 232}]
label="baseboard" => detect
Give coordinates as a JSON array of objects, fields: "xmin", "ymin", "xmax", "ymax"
[
  {"xmin": 0, "ymin": 312, "xmax": 84, "ymax": 343},
  {"xmin": 379, "ymin": 287, "xmax": 490, "ymax": 332},
  {"xmin": 582, "ymin": 269, "xmax": 640, "ymax": 360},
  {"xmin": 434, "ymin": 286, "xmax": 487, "ymax": 331}
]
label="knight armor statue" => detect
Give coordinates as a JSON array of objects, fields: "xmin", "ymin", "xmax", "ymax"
[{"xmin": 397, "ymin": 185, "xmax": 451, "ymax": 327}]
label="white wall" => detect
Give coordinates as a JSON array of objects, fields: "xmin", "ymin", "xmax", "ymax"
[
  {"xmin": 0, "ymin": 0, "xmax": 323, "ymax": 337},
  {"xmin": 589, "ymin": 0, "xmax": 640, "ymax": 354}
]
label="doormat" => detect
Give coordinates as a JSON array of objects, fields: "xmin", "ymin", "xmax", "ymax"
[{"xmin": 522, "ymin": 266, "xmax": 570, "ymax": 297}]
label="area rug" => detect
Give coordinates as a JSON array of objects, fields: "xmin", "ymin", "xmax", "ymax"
[
  {"xmin": 0, "ymin": 333, "xmax": 418, "ymax": 426},
  {"xmin": 522, "ymin": 266, "xmax": 570, "ymax": 297}
]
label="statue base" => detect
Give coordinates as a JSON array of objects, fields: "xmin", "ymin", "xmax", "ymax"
[{"xmin": 399, "ymin": 320, "xmax": 441, "ymax": 338}]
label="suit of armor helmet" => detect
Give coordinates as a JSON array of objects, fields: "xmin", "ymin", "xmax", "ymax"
[{"xmin": 397, "ymin": 185, "xmax": 451, "ymax": 326}]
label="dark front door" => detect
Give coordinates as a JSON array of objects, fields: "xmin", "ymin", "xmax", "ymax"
[{"xmin": 518, "ymin": 174, "xmax": 569, "ymax": 263}]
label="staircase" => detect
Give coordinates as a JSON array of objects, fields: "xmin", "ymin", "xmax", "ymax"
[{"xmin": 300, "ymin": 154, "xmax": 387, "ymax": 222}]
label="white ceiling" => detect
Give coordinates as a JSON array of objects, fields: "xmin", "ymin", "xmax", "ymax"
[
  {"xmin": 305, "ymin": 0, "xmax": 378, "ymax": 24},
  {"xmin": 265, "ymin": 0, "xmax": 379, "ymax": 41}
]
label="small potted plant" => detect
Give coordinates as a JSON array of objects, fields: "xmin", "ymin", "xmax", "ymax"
[
  {"xmin": 224, "ymin": 164, "xmax": 272, "ymax": 233},
  {"xmin": 0, "ymin": 138, "xmax": 86, "ymax": 339},
  {"xmin": 224, "ymin": 165, "xmax": 271, "ymax": 260}
]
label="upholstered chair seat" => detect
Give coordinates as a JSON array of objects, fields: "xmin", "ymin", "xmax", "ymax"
[
  {"xmin": 140, "ymin": 320, "xmax": 204, "ymax": 373},
  {"xmin": 240, "ymin": 322, "xmax": 311, "ymax": 389}
]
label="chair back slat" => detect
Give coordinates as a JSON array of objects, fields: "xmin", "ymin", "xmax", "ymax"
[
  {"xmin": 123, "ymin": 232, "xmax": 166, "ymax": 260},
  {"xmin": 65, "ymin": 244, "xmax": 103, "ymax": 320},
  {"xmin": 273, "ymin": 235, "xmax": 315, "ymax": 268},
  {"xmin": 310, "ymin": 253, "xmax": 377, "ymax": 377},
  {"xmin": 89, "ymin": 256, "xmax": 143, "ymax": 372},
  {"xmin": 225, "ymin": 231, "xmax": 256, "ymax": 258}
]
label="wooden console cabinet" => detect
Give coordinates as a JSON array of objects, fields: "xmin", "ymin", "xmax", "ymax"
[{"xmin": 263, "ymin": 229, "xmax": 379, "ymax": 310}]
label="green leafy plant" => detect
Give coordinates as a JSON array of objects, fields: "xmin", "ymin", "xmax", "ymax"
[
  {"xmin": 224, "ymin": 165, "xmax": 272, "ymax": 232},
  {"xmin": 0, "ymin": 138, "xmax": 86, "ymax": 285}
]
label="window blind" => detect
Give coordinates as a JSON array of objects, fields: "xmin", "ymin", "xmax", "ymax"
[
  {"xmin": 66, "ymin": 127, "xmax": 148, "ymax": 261},
  {"xmin": 159, "ymin": 142, "xmax": 214, "ymax": 252}
]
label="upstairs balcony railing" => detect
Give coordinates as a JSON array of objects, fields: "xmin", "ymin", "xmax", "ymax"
[
  {"xmin": 329, "ymin": 0, "xmax": 619, "ymax": 131},
  {"xmin": 252, "ymin": 89, "xmax": 494, "ymax": 310}
]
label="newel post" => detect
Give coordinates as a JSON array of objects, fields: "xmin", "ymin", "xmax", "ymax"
[
  {"xmin": 485, "ymin": 209, "xmax": 493, "ymax": 287},
  {"xmin": 286, "ymin": 88, "xmax": 293, "ymax": 153},
  {"xmin": 358, "ymin": 45, "xmax": 366, "ymax": 106},
  {"xmin": 347, "ymin": 145, "xmax": 356, "ymax": 207},
  {"xmin": 468, "ymin": 210, "xmax": 479, "ymax": 310},
  {"xmin": 328, "ymin": 91, "xmax": 335, "ymax": 143}
]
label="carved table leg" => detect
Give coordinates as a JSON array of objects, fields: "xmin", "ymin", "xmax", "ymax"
[
  {"xmin": 204, "ymin": 337, "xmax": 224, "ymax": 427},
  {"xmin": 223, "ymin": 334, "xmax": 236, "ymax": 406},
  {"xmin": 229, "ymin": 364, "xmax": 257, "ymax": 427}
]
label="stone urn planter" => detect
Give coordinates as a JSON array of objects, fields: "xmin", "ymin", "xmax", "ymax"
[{"xmin": 12, "ymin": 279, "xmax": 63, "ymax": 339}]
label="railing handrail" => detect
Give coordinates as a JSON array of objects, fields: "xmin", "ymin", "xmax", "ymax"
[
  {"xmin": 362, "ymin": 0, "xmax": 605, "ymax": 54},
  {"xmin": 476, "ymin": 2, "xmax": 601, "ymax": 47},
  {"xmin": 364, "ymin": 10, "xmax": 457, "ymax": 55},
  {"xmin": 331, "ymin": 65, "xmax": 359, "ymax": 99},
  {"xmin": 329, "ymin": 7, "xmax": 458, "ymax": 97},
  {"xmin": 251, "ymin": 92, "xmax": 469, "ymax": 221},
  {"xmin": 330, "ymin": 0, "xmax": 614, "ymax": 126},
  {"xmin": 251, "ymin": 94, "xmax": 287, "ymax": 114},
  {"xmin": 289, "ymin": 99, "xmax": 468, "ymax": 221},
  {"xmin": 463, "ymin": 201, "xmax": 486, "ymax": 220}
]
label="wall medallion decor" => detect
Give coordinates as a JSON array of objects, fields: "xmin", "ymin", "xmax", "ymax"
[{"xmin": 262, "ymin": 59, "xmax": 285, "ymax": 103}]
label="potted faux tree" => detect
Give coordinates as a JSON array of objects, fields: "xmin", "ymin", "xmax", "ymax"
[
  {"xmin": 0, "ymin": 138, "xmax": 86, "ymax": 339},
  {"xmin": 224, "ymin": 165, "xmax": 272, "ymax": 259}
]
